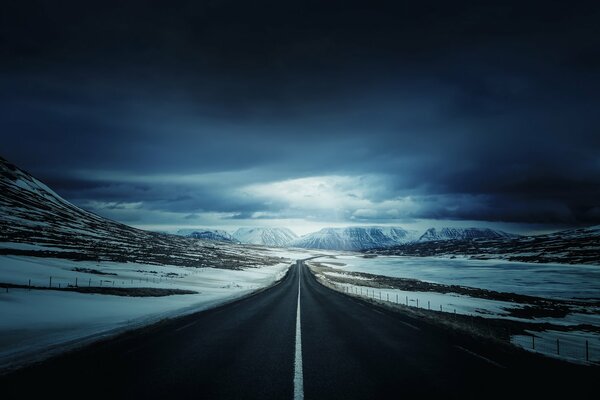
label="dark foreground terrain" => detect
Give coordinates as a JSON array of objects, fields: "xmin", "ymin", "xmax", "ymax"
[{"xmin": 1, "ymin": 261, "xmax": 597, "ymax": 399}]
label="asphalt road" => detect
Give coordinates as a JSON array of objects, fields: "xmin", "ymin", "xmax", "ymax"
[{"xmin": 1, "ymin": 260, "xmax": 596, "ymax": 399}]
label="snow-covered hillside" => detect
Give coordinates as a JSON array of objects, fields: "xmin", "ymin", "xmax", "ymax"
[
  {"xmin": 0, "ymin": 156, "xmax": 282, "ymax": 268},
  {"xmin": 176, "ymin": 229, "xmax": 239, "ymax": 243},
  {"xmin": 290, "ymin": 226, "xmax": 418, "ymax": 251},
  {"xmin": 371, "ymin": 225, "xmax": 600, "ymax": 265},
  {"xmin": 232, "ymin": 227, "xmax": 298, "ymax": 247},
  {"xmin": 418, "ymin": 227, "xmax": 518, "ymax": 241}
]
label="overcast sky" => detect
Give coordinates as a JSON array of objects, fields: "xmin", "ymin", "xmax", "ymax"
[{"xmin": 2, "ymin": 1, "xmax": 599, "ymax": 234}]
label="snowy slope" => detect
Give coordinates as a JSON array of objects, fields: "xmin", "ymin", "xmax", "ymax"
[
  {"xmin": 0, "ymin": 156, "xmax": 284, "ymax": 268},
  {"xmin": 418, "ymin": 227, "xmax": 518, "ymax": 241},
  {"xmin": 371, "ymin": 225, "xmax": 600, "ymax": 265},
  {"xmin": 176, "ymin": 229, "xmax": 239, "ymax": 243},
  {"xmin": 232, "ymin": 227, "xmax": 298, "ymax": 247},
  {"xmin": 290, "ymin": 226, "xmax": 418, "ymax": 251}
]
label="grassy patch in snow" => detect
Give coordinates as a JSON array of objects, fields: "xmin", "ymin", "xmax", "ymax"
[{"xmin": 0, "ymin": 282, "xmax": 196, "ymax": 297}]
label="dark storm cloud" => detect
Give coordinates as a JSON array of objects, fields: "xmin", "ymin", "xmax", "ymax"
[{"xmin": 1, "ymin": 0, "xmax": 599, "ymax": 226}]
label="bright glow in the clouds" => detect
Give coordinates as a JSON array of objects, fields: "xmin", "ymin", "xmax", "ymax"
[
  {"xmin": 242, "ymin": 175, "xmax": 420, "ymax": 221},
  {"xmin": 245, "ymin": 176, "xmax": 367, "ymax": 210}
]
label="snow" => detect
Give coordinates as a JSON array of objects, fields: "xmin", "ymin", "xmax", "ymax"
[
  {"xmin": 323, "ymin": 255, "xmax": 600, "ymax": 300},
  {"xmin": 323, "ymin": 271, "xmax": 373, "ymax": 281},
  {"xmin": 263, "ymin": 247, "xmax": 341, "ymax": 260},
  {"xmin": 232, "ymin": 227, "xmax": 298, "ymax": 247},
  {"xmin": 0, "ymin": 255, "xmax": 291, "ymax": 369},
  {"xmin": 313, "ymin": 254, "xmax": 600, "ymax": 363},
  {"xmin": 0, "ymin": 242, "xmax": 71, "ymax": 252},
  {"xmin": 290, "ymin": 226, "xmax": 418, "ymax": 251},
  {"xmin": 418, "ymin": 227, "xmax": 517, "ymax": 241},
  {"xmin": 328, "ymin": 281, "xmax": 520, "ymax": 319},
  {"xmin": 511, "ymin": 330, "xmax": 600, "ymax": 364}
]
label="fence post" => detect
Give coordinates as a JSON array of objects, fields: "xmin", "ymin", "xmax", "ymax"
[
  {"xmin": 586, "ymin": 340, "xmax": 589, "ymax": 362},
  {"xmin": 75, "ymin": 277, "xmax": 78, "ymax": 288},
  {"xmin": 440, "ymin": 305, "xmax": 443, "ymax": 312},
  {"xmin": 49, "ymin": 277, "xmax": 52, "ymax": 288},
  {"xmin": 428, "ymin": 300, "xmax": 430, "ymax": 310},
  {"xmin": 28, "ymin": 279, "xmax": 31, "ymax": 290},
  {"xmin": 387, "ymin": 293, "xmax": 389, "ymax": 302},
  {"xmin": 416, "ymin": 299, "xmax": 419, "ymax": 308},
  {"xmin": 406, "ymin": 296, "xmax": 408, "ymax": 306},
  {"xmin": 396, "ymin": 294, "xmax": 398, "ymax": 303}
]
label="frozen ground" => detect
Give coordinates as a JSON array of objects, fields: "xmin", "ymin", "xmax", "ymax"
[
  {"xmin": 312, "ymin": 255, "xmax": 600, "ymax": 364},
  {"xmin": 322, "ymin": 255, "xmax": 600, "ymax": 300},
  {"xmin": 511, "ymin": 330, "xmax": 600, "ymax": 364},
  {"xmin": 0, "ymin": 254, "xmax": 297, "ymax": 370}
]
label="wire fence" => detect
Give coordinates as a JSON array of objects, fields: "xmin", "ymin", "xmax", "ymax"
[
  {"xmin": 326, "ymin": 280, "xmax": 600, "ymax": 365},
  {"xmin": 511, "ymin": 332, "xmax": 598, "ymax": 364},
  {"xmin": 0, "ymin": 273, "xmax": 180, "ymax": 293}
]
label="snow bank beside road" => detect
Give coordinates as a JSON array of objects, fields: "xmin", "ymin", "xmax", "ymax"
[{"xmin": 0, "ymin": 255, "xmax": 291, "ymax": 370}]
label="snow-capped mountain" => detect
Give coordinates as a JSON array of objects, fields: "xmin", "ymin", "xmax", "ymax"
[
  {"xmin": 369, "ymin": 225, "xmax": 600, "ymax": 265},
  {"xmin": 539, "ymin": 225, "xmax": 600, "ymax": 240},
  {"xmin": 176, "ymin": 229, "xmax": 238, "ymax": 243},
  {"xmin": 232, "ymin": 227, "xmax": 298, "ymax": 247},
  {"xmin": 290, "ymin": 226, "xmax": 418, "ymax": 251},
  {"xmin": 0, "ymin": 156, "xmax": 279, "ymax": 268},
  {"xmin": 418, "ymin": 227, "xmax": 518, "ymax": 242}
]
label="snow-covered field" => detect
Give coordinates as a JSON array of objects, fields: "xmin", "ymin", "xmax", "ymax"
[
  {"xmin": 322, "ymin": 255, "xmax": 600, "ymax": 300},
  {"xmin": 511, "ymin": 330, "xmax": 600, "ymax": 365},
  {"xmin": 313, "ymin": 255, "xmax": 600, "ymax": 364},
  {"xmin": 0, "ymin": 254, "xmax": 296, "ymax": 370}
]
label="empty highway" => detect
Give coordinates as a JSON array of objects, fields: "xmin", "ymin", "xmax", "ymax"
[{"xmin": 1, "ymin": 260, "xmax": 596, "ymax": 399}]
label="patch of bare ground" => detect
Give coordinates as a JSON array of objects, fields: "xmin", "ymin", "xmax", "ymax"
[{"xmin": 0, "ymin": 282, "xmax": 196, "ymax": 297}]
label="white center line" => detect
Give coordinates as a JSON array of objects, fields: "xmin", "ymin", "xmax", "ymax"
[{"xmin": 293, "ymin": 261, "xmax": 304, "ymax": 400}]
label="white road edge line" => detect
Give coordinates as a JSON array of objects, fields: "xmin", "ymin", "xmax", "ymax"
[
  {"xmin": 294, "ymin": 262, "xmax": 304, "ymax": 400},
  {"xmin": 174, "ymin": 320, "xmax": 197, "ymax": 332},
  {"xmin": 454, "ymin": 345, "xmax": 505, "ymax": 368},
  {"xmin": 398, "ymin": 321, "xmax": 421, "ymax": 331}
]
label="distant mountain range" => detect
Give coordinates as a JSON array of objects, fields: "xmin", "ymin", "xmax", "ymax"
[
  {"xmin": 368, "ymin": 225, "xmax": 600, "ymax": 265},
  {"xmin": 176, "ymin": 226, "xmax": 520, "ymax": 251},
  {"xmin": 176, "ymin": 229, "xmax": 239, "ymax": 243},
  {"xmin": 169, "ymin": 223, "xmax": 599, "ymax": 265},
  {"xmin": 287, "ymin": 226, "xmax": 518, "ymax": 251},
  {"xmin": 418, "ymin": 227, "xmax": 518, "ymax": 241},
  {"xmin": 289, "ymin": 227, "xmax": 419, "ymax": 251},
  {"xmin": 232, "ymin": 227, "xmax": 298, "ymax": 247}
]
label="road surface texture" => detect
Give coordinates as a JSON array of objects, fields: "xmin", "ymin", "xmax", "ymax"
[{"xmin": 1, "ymin": 260, "xmax": 596, "ymax": 399}]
